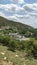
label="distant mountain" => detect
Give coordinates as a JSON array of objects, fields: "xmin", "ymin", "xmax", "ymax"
[{"xmin": 0, "ymin": 16, "xmax": 34, "ymax": 34}]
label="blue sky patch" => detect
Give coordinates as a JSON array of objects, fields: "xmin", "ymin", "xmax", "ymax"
[{"xmin": 0, "ymin": 0, "xmax": 37, "ymax": 28}]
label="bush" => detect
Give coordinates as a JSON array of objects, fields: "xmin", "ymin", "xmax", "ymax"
[
  {"xmin": 9, "ymin": 40, "xmax": 16, "ymax": 51},
  {"xmin": 0, "ymin": 34, "xmax": 37, "ymax": 59},
  {"xmin": 0, "ymin": 34, "xmax": 10, "ymax": 45}
]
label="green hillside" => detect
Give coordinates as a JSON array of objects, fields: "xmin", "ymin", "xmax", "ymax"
[
  {"xmin": 0, "ymin": 16, "xmax": 37, "ymax": 37},
  {"xmin": 0, "ymin": 16, "xmax": 34, "ymax": 34},
  {"xmin": 0, "ymin": 16, "xmax": 37, "ymax": 65},
  {"xmin": 0, "ymin": 16, "xmax": 33, "ymax": 28}
]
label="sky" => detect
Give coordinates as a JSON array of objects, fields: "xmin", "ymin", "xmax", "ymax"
[{"xmin": 0, "ymin": 0, "xmax": 37, "ymax": 28}]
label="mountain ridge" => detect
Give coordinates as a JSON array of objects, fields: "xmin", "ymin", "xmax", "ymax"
[
  {"xmin": 0, "ymin": 16, "xmax": 34, "ymax": 34},
  {"xmin": 0, "ymin": 16, "xmax": 33, "ymax": 28}
]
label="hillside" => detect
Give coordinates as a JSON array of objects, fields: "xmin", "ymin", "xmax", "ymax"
[
  {"xmin": 0, "ymin": 16, "xmax": 34, "ymax": 33},
  {"xmin": 0, "ymin": 16, "xmax": 37, "ymax": 65},
  {"xmin": 0, "ymin": 16, "xmax": 33, "ymax": 28}
]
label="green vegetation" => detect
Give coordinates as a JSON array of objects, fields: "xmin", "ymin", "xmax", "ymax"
[
  {"xmin": 0, "ymin": 34, "xmax": 37, "ymax": 59},
  {"xmin": 0, "ymin": 45, "xmax": 37, "ymax": 65},
  {"xmin": 0, "ymin": 16, "xmax": 37, "ymax": 38},
  {"xmin": 0, "ymin": 38, "xmax": 37, "ymax": 65},
  {"xmin": 0, "ymin": 16, "xmax": 37, "ymax": 65},
  {"xmin": 0, "ymin": 16, "xmax": 34, "ymax": 34}
]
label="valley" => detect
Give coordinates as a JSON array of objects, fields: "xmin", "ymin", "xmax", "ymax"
[{"xmin": 0, "ymin": 16, "xmax": 37, "ymax": 65}]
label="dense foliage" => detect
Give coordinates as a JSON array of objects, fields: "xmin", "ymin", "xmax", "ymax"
[
  {"xmin": 0, "ymin": 16, "xmax": 37, "ymax": 59},
  {"xmin": 0, "ymin": 16, "xmax": 34, "ymax": 34},
  {"xmin": 0, "ymin": 34, "xmax": 37, "ymax": 59}
]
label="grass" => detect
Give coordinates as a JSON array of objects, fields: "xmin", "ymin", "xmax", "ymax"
[{"xmin": 0, "ymin": 44, "xmax": 37, "ymax": 65}]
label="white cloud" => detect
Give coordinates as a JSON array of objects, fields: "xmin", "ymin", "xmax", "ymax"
[
  {"xmin": 0, "ymin": 4, "xmax": 17, "ymax": 12},
  {"xmin": 23, "ymin": 3, "xmax": 37, "ymax": 11},
  {"xmin": 10, "ymin": 0, "xmax": 24, "ymax": 4},
  {"xmin": 0, "ymin": 12, "xmax": 5, "ymax": 17},
  {"xmin": 0, "ymin": 3, "xmax": 37, "ymax": 14},
  {"xmin": 18, "ymin": 0, "xmax": 24, "ymax": 4},
  {"xmin": 0, "ymin": 2, "xmax": 37, "ymax": 28},
  {"xmin": 0, "ymin": 4, "xmax": 24, "ymax": 13}
]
